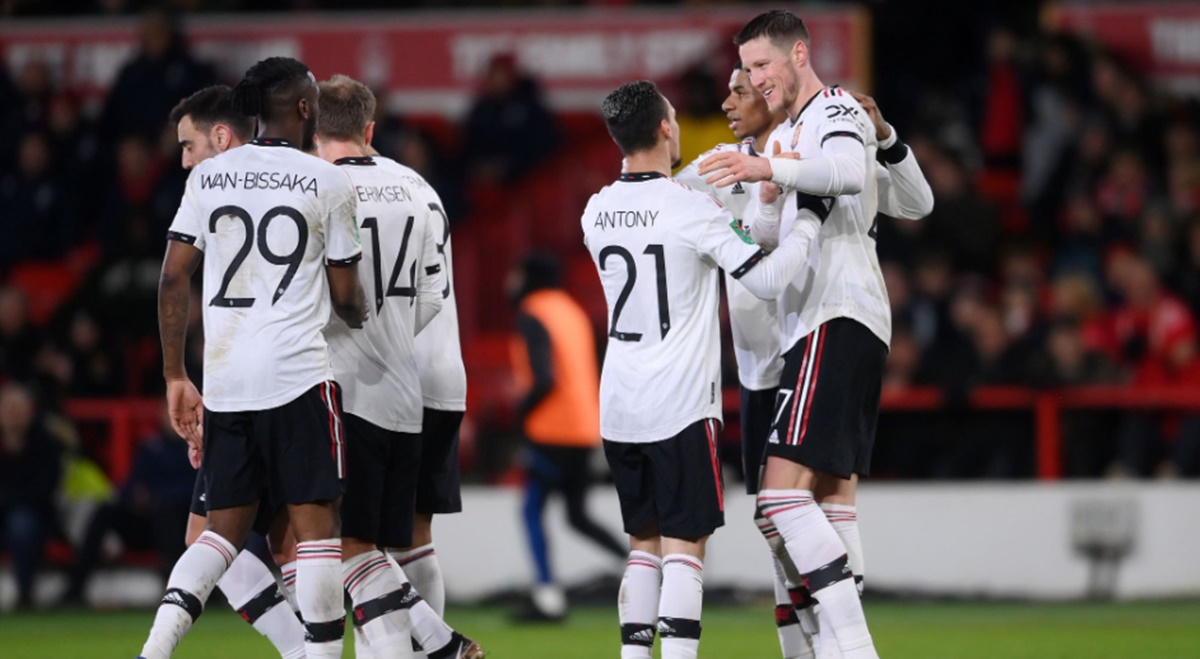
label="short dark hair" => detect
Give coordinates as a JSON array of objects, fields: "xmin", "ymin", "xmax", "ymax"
[
  {"xmin": 601, "ymin": 80, "xmax": 668, "ymax": 155},
  {"xmin": 734, "ymin": 10, "xmax": 810, "ymax": 49},
  {"xmin": 230, "ymin": 56, "xmax": 313, "ymax": 121},
  {"xmin": 316, "ymin": 74, "xmax": 376, "ymax": 142},
  {"xmin": 169, "ymin": 85, "xmax": 254, "ymax": 141}
]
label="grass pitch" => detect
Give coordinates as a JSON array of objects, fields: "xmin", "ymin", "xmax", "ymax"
[{"xmin": 2, "ymin": 601, "xmax": 1199, "ymax": 658}]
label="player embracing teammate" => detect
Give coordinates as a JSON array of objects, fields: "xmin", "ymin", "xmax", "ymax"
[
  {"xmin": 592, "ymin": 8, "xmax": 933, "ymax": 659},
  {"xmin": 697, "ymin": 10, "xmax": 935, "ymax": 658}
]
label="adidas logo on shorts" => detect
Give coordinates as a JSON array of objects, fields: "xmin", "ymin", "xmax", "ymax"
[{"xmin": 767, "ymin": 430, "xmax": 780, "ymax": 444}]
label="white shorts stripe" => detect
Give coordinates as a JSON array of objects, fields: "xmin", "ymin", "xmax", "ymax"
[{"xmin": 790, "ymin": 327, "xmax": 822, "ymax": 446}]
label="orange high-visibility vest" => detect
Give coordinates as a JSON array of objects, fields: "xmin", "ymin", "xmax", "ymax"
[{"xmin": 510, "ymin": 289, "xmax": 601, "ymax": 446}]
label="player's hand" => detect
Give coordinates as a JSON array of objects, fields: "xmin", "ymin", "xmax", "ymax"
[
  {"xmin": 759, "ymin": 142, "xmax": 799, "ymax": 204},
  {"xmin": 699, "ymin": 150, "xmax": 774, "ymax": 187},
  {"xmin": 846, "ymin": 90, "xmax": 891, "ymax": 142},
  {"xmin": 167, "ymin": 378, "xmax": 204, "ymax": 452},
  {"xmin": 188, "ymin": 445, "xmax": 202, "ymax": 470}
]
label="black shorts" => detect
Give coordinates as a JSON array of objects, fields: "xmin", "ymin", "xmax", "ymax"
[
  {"xmin": 415, "ymin": 408, "xmax": 463, "ymax": 516},
  {"xmin": 341, "ymin": 413, "xmax": 420, "ymax": 548},
  {"xmin": 765, "ymin": 318, "xmax": 886, "ymax": 478},
  {"xmin": 603, "ymin": 418, "xmax": 724, "ymax": 540},
  {"xmin": 202, "ymin": 381, "xmax": 346, "ymax": 511},
  {"xmin": 190, "ymin": 466, "xmax": 280, "ymax": 536},
  {"xmin": 740, "ymin": 385, "xmax": 779, "ymax": 495}
]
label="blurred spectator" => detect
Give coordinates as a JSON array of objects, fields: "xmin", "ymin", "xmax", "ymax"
[
  {"xmin": 978, "ymin": 27, "xmax": 1023, "ymax": 173},
  {"xmin": 1108, "ymin": 257, "xmax": 1200, "ymax": 477},
  {"xmin": 61, "ymin": 407, "xmax": 190, "ymax": 605},
  {"xmin": 46, "ymin": 94, "xmax": 103, "ymax": 209},
  {"xmin": 100, "ymin": 134, "xmax": 169, "ymax": 253},
  {"xmin": 392, "ymin": 127, "xmax": 467, "ymax": 224},
  {"xmin": 921, "ymin": 146, "xmax": 1002, "ymax": 274},
  {"xmin": 1030, "ymin": 318, "xmax": 1121, "ymax": 476},
  {"xmin": 1094, "ymin": 148, "xmax": 1152, "ymax": 233},
  {"xmin": 0, "ymin": 288, "xmax": 38, "ymax": 380},
  {"xmin": 507, "ymin": 253, "xmax": 624, "ymax": 621},
  {"xmin": 461, "ymin": 53, "xmax": 558, "ymax": 185},
  {"xmin": 1021, "ymin": 34, "xmax": 1086, "ymax": 221},
  {"xmin": 0, "ymin": 382, "xmax": 63, "ymax": 609},
  {"xmin": 61, "ymin": 311, "xmax": 125, "ymax": 398},
  {"xmin": 1176, "ymin": 216, "xmax": 1200, "ymax": 319},
  {"xmin": 99, "ymin": 8, "xmax": 215, "ymax": 144},
  {"xmin": 0, "ymin": 132, "xmax": 77, "ymax": 265},
  {"xmin": 1052, "ymin": 196, "xmax": 1110, "ymax": 281}
]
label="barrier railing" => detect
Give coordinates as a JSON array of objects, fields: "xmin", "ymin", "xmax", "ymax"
[{"xmin": 64, "ymin": 386, "xmax": 1200, "ymax": 483}]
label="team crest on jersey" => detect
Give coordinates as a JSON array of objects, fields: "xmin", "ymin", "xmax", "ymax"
[
  {"xmin": 791, "ymin": 123, "xmax": 804, "ymax": 150},
  {"xmin": 729, "ymin": 219, "xmax": 754, "ymax": 245},
  {"xmin": 732, "ymin": 182, "xmax": 745, "ymax": 195}
]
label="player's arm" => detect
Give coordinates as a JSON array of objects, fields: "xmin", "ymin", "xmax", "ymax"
[
  {"xmin": 327, "ymin": 265, "xmax": 367, "ymax": 329},
  {"xmin": 161, "ymin": 175, "xmax": 206, "ymax": 448},
  {"xmin": 413, "ymin": 201, "xmax": 445, "ymax": 335},
  {"xmin": 850, "ymin": 90, "xmax": 933, "ymax": 220},
  {"xmin": 515, "ymin": 313, "xmax": 554, "ymax": 421},
  {"xmin": 325, "ymin": 176, "xmax": 368, "ymax": 329},
  {"xmin": 697, "ymin": 197, "xmax": 820, "ymax": 300},
  {"xmin": 700, "ymin": 99, "xmax": 868, "ymax": 196}
]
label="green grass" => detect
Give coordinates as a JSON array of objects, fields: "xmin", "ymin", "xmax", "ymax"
[{"xmin": 2, "ymin": 601, "xmax": 1199, "ymax": 658}]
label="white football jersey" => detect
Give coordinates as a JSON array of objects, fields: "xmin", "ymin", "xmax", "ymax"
[
  {"xmin": 167, "ymin": 138, "xmax": 361, "ymax": 412},
  {"xmin": 583, "ymin": 172, "xmax": 768, "ymax": 443},
  {"xmin": 675, "ymin": 139, "xmax": 784, "ymax": 391},
  {"xmin": 325, "ymin": 156, "xmax": 445, "ymax": 433},
  {"xmin": 377, "ymin": 158, "xmax": 468, "ymax": 412},
  {"xmin": 767, "ymin": 88, "xmax": 891, "ymax": 351}
]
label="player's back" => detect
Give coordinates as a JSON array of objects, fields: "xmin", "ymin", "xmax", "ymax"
[
  {"xmin": 376, "ymin": 157, "xmax": 468, "ymax": 413},
  {"xmin": 582, "ymin": 172, "xmax": 728, "ymax": 443},
  {"xmin": 326, "ymin": 156, "xmax": 439, "ymax": 433},
  {"xmin": 172, "ymin": 139, "xmax": 360, "ymax": 411}
]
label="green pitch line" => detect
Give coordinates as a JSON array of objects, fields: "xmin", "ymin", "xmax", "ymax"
[{"xmin": 2, "ymin": 601, "xmax": 1199, "ymax": 658}]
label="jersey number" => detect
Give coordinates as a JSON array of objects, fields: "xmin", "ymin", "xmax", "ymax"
[
  {"xmin": 429, "ymin": 202, "xmax": 452, "ymax": 300},
  {"xmin": 361, "ymin": 215, "xmax": 417, "ymax": 313},
  {"xmin": 599, "ymin": 244, "xmax": 670, "ymax": 342},
  {"xmin": 208, "ymin": 205, "xmax": 309, "ymax": 308}
]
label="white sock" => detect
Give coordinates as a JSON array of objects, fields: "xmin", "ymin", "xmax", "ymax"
[
  {"xmin": 219, "ymin": 551, "xmax": 306, "ymax": 659},
  {"xmin": 758, "ymin": 490, "xmax": 876, "ymax": 659},
  {"xmin": 392, "ymin": 545, "xmax": 442, "ymax": 659},
  {"xmin": 296, "ymin": 539, "xmax": 346, "ymax": 659},
  {"xmin": 279, "ymin": 561, "xmax": 300, "ymax": 613},
  {"xmin": 391, "ymin": 544, "xmax": 444, "ymax": 616},
  {"xmin": 658, "ymin": 554, "xmax": 704, "ymax": 659},
  {"xmin": 821, "ymin": 504, "xmax": 864, "ymax": 595},
  {"xmin": 344, "ymin": 550, "xmax": 420, "ymax": 656},
  {"xmin": 815, "ymin": 604, "xmax": 844, "ymax": 659},
  {"xmin": 384, "ymin": 552, "xmax": 459, "ymax": 656},
  {"xmin": 772, "ymin": 553, "xmax": 814, "ymax": 659},
  {"xmin": 140, "ymin": 531, "xmax": 236, "ymax": 659},
  {"xmin": 619, "ymin": 550, "xmax": 661, "ymax": 659},
  {"xmin": 757, "ymin": 515, "xmax": 816, "ymax": 658}
]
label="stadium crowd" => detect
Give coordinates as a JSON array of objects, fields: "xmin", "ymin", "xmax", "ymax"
[{"xmin": 3, "ymin": 4, "xmax": 1200, "ymax": 605}]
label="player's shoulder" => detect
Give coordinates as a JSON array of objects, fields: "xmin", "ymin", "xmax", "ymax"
[
  {"xmin": 690, "ymin": 141, "xmax": 746, "ymax": 165},
  {"xmin": 805, "ymin": 87, "xmax": 871, "ymax": 135},
  {"xmin": 374, "ymin": 156, "xmax": 434, "ymax": 193}
]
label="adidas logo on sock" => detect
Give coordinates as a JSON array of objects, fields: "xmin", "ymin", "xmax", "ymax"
[
  {"xmin": 629, "ymin": 628, "xmax": 656, "ymax": 643},
  {"xmin": 162, "ymin": 591, "xmax": 187, "ymax": 608},
  {"xmin": 656, "ymin": 620, "xmax": 675, "ymax": 635}
]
